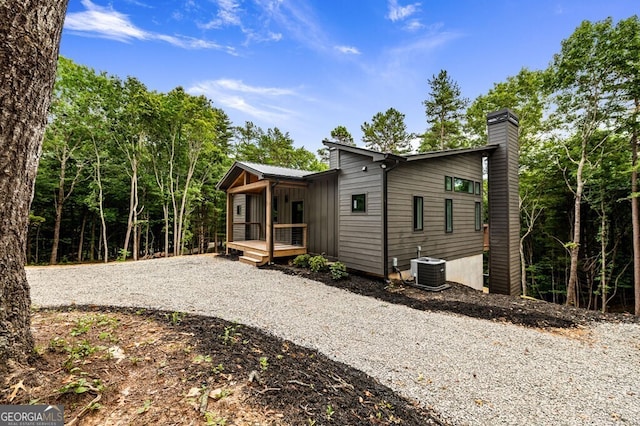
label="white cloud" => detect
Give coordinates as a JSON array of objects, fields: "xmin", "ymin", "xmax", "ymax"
[
  {"xmin": 335, "ymin": 45, "xmax": 361, "ymax": 55},
  {"xmin": 404, "ymin": 19, "xmax": 424, "ymax": 32},
  {"xmin": 200, "ymin": 0, "xmax": 243, "ymax": 29},
  {"xmin": 387, "ymin": 0, "xmax": 421, "ymax": 23},
  {"xmin": 188, "ymin": 79, "xmax": 299, "ymax": 123},
  {"xmin": 65, "ymin": 0, "xmax": 234, "ymax": 52}
]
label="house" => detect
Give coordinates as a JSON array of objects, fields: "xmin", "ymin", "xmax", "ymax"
[{"xmin": 216, "ymin": 109, "xmax": 521, "ymax": 295}]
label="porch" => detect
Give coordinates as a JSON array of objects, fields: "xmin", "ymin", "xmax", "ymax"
[{"xmin": 227, "ymin": 225, "xmax": 307, "ymax": 266}]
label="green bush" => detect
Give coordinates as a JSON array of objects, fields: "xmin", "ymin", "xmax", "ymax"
[
  {"xmin": 329, "ymin": 262, "xmax": 349, "ymax": 280},
  {"xmin": 292, "ymin": 254, "xmax": 311, "ymax": 268},
  {"xmin": 309, "ymin": 255, "xmax": 328, "ymax": 273}
]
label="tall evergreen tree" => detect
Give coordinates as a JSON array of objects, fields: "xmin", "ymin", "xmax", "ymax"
[
  {"xmin": 361, "ymin": 108, "xmax": 413, "ymax": 154},
  {"xmin": 421, "ymin": 69, "xmax": 468, "ymax": 151}
]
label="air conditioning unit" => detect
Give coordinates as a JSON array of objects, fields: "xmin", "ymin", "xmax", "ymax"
[{"xmin": 410, "ymin": 257, "xmax": 449, "ymax": 291}]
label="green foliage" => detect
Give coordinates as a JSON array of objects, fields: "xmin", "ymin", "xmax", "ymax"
[
  {"xmin": 329, "ymin": 262, "xmax": 349, "ymax": 280},
  {"xmin": 309, "ymin": 255, "xmax": 328, "ymax": 273},
  {"xmin": 259, "ymin": 356, "xmax": 269, "ymax": 371},
  {"xmin": 59, "ymin": 378, "xmax": 104, "ymax": 395},
  {"xmin": 293, "ymin": 254, "xmax": 311, "ymax": 268},
  {"xmin": 166, "ymin": 311, "xmax": 184, "ymax": 326},
  {"xmin": 219, "ymin": 324, "xmax": 242, "ymax": 345},
  {"xmin": 421, "ymin": 69, "xmax": 469, "ymax": 151},
  {"xmin": 330, "ymin": 125, "xmax": 355, "ymax": 145},
  {"xmin": 234, "ymin": 122, "xmax": 326, "ymax": 171},
  {"xmin": 361, "ymin": 108, "xmax": 413, "ymax": 154}
]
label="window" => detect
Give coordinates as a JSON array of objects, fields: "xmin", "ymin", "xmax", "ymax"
[
  {"xmin": 445, "ymin": 176, "xmax": 453, "ymax": 191},
  {"xmin": 475, "ymin": 202, "xmax": 482, "ymax": 231},
  {"xmin": 236, "ymin": 205, "xmax": 242, "ymax": 215},
  {"xmin": 454, "ymin": 177, "xmax": 474, "ymax": 194},
  {"xmin": 413, "ymin": 196, "xmax": 424, "ymax": 231},
  {"xmin": 475, "ymin": 181, "xmax": 481, "ymax": 195},
  {"xmin": 352, "ymin": 194, "xmax": 366, "ymax": 213},
  {"xmin": 445, "ymin": 199, "xmax": 453, "ymax": 233}
]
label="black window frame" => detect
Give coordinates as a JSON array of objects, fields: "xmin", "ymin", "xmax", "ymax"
[
  {"xmin": 475, "ymin": 201, "xmax": 482, "ymax": 231},
  {"xmin": 236, "ymin": 205, "xmax": 242, "ymax": 216},
  {"xmin": 351, "ymin": 193, "xmax": 366, "ymax": 213},
  {"xmin": 475, "ymin": 181, "xmax": 481, "ymax": 195},
  {"xmin": 413, "ymin": 196, "xmax": 424, "ymax": 231},
  {"xmin": 445, "ymin": 176, "xmax": 453, "ymax": 191},
  {"xmin": 445, "ymin": 199, "xmax": 453, "ymax": 233},
  {"xmin": 454, "ymin": 177, "xmax": 474, "ymax": 194}
]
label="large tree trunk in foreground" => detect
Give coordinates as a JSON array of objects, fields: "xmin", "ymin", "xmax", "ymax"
[{"xmin": 0, "ymin": 0, "xmax": 69, "ymax": 377}]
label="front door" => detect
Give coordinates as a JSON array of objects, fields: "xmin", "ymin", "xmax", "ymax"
[{"xmin": 291, "ymin": 201, "xmax": 303, "ymax": 245}]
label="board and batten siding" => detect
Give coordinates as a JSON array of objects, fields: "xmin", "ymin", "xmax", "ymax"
[
  {"xmin": 386, "ymin": 153, "xmax": 484, "ymax": 271},
  {"xmin": 307, "ymin": 174, "xmax": 338, "ymax": 258},
  {"xmin": 232, "ymin": 194, "xmax": 247, "ymax": 241},
  {"xmin": 337, "ymin": 151, "xmax": 384, "ymax": 276},
  {"xmin": 487, "ymin": 109, "xmax": 521, "ymax": 295}
]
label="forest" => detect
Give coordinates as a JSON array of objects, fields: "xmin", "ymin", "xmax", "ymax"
[{"xmin": 29, "ymin": 16, "xmax": 639, "ymax": 314}]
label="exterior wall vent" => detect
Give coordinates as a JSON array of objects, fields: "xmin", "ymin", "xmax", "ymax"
[{"xmin": 410, "ymin": 257, "xmax": 449, "ymax": 291}]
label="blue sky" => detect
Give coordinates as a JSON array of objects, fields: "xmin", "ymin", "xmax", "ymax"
[{"xmin": 61, "ymin": 0, "xmax": 638, "ymax": 153}]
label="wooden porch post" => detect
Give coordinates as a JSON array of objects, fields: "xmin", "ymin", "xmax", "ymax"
[
  {"xmin": 266, "ymin": 183, "xmax": 273, "ymax": 262},
  {"xmin": 226, "ymin": 192, "xmax": 233, "ymax": 255}
]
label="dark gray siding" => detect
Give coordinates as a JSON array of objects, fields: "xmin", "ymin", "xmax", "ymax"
[
  {"xmin": 487, "ymin": 109, "xmax": 521, "ymax": 295},
  {"xmin": 386, "ymin": 154, "xmax": 484, "ymax": 272},
  {"xmin": 337, "ymin": 151, "xmax": 384, "ymax": 275},
  {"xmin": 307, "ymin": 175, "xmax": 338, "ymax": 257}
]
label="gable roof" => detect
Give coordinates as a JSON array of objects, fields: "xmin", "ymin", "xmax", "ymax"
[{"xmin": 216, "ymin": 161, "xmax": 332, "ymax": 190}]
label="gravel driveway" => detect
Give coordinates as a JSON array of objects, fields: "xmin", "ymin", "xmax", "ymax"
[{"xmin": 27, "ymin": 255, "xmax": 640, "ymax": 425}]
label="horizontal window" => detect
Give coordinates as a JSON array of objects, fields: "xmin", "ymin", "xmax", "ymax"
[{"xmin": 454, "ymin": 177, "xmax": 474, "ymax": 194}]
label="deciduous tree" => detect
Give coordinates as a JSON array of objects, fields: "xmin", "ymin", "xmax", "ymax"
[{"xmin": 0, "ymin": 0, "xmax": 69, "ymax": 375}]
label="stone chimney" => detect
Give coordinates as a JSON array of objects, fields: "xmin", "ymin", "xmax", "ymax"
[{"xmin": 487, "ymin": 109, "xmax": 521, "ymax": 295}]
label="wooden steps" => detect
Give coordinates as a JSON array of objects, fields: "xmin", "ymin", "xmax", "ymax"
[{"xmin": 239, "ymin": 251, "xmax": 269, "ymax": 267}]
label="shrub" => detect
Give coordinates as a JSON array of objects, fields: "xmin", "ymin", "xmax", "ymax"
[
  {"xmin": 309, "ymin": 255, "xmax": 328, "ymax": 273},
  {"xmin": 329, "ymin": 262, "xmax": 349, "ymax": 280},
  {"xmin": 292, "ymin": 254, "xmax": 311, "ymax": 268}
]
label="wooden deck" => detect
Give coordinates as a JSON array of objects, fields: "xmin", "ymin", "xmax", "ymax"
[{"xmin": 226, "ymin": 240, "xmax": 307, "ymax": 258}]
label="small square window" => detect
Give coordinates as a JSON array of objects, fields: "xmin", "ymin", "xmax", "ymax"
[
  {"xmin": 352, "ymin": 194, "xmax": 366, "ymax": 213},
  {"xmin": 445, "ymin": 176, "xmax": 453, "ymax": 191},
  {"xmin": 445, "ymin": 199, "xmax": 453, "ymax": 233},
  {"xmin": 413, "ymin": 196, "xmax": 423, "ymax": 231}
]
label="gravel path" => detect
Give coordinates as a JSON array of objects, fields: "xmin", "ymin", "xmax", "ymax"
[{"xmin": 27, "ymin": 255, "xmax": 640, "ymax": 425}]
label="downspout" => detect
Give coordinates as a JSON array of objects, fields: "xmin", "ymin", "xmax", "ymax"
[{"xmin": 382, "ymin": 159, "xmax": 401, "ymax": 279}]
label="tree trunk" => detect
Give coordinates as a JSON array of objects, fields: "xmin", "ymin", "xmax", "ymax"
[
  {"xmin": 566, "ymin": 144, "xmax": 587, "ymax": 307},
  {"xmin": 49, "ymin": 156, "xmax": 66, "ymax": 264},
  {"xmin": 77, "ymin": 211, "xmax": 86, "ymax": 262},
  {"xmin": 0, "ymin": 0, "xmax": 68, "ymax": 376},
  {"xmin": 632, "ymin": 119, "xmax": 640, "ymax": 316}
]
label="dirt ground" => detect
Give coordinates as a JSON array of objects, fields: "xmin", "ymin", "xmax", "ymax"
[{"xmin": 3, "ymin": 259, "xmax": 638, "ymax": 425}]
